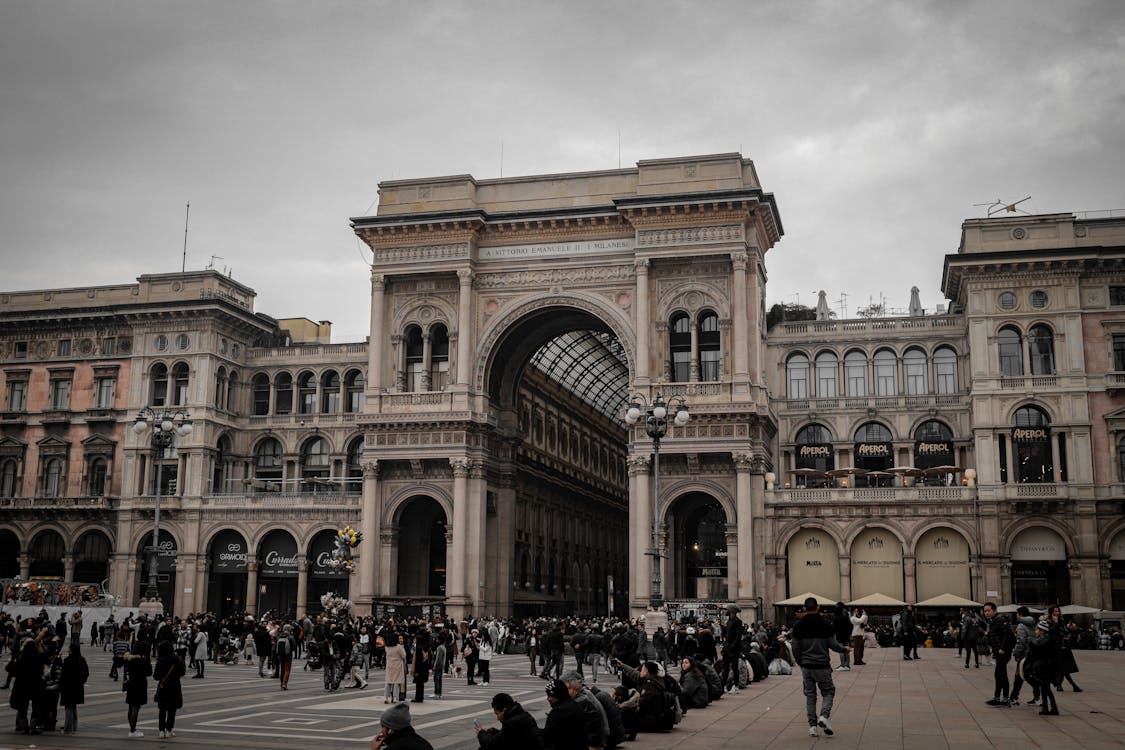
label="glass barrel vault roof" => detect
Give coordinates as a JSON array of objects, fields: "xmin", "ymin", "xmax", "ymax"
[{"xmin": 529, "ymin": 330, "xmax": 629, "ymax": 420}]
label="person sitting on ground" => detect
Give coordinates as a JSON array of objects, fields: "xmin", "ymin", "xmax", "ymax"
[
  {"xmin": 614, "ymin": 660, "xmax": 674, "ymax": 740},
  {"xmin": 476, "ymin": 692, "xmax": 545, "ymax": 749},
  {"xmin": 371, "ymin": 701, "xmax": 433, "ymax": 750},
  {"xmin": 542, "ymin": 678, "xmax": 588, "ymax": 750},
  {"xmin": 587, "ymin": 683, "xmax": 627, "ymax": 749},
  {"xmin": 678, "ymin": 656, "xmax": 710, "ymax": 711},
  {"xmin": 561, "ymin": 671, "xmax": 608, "ymax": 749}
]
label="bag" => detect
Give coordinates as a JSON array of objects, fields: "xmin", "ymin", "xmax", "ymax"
[
  {"xmin": 278, "ymin": 637, "xmax": 291, "ymax": 657},
  {"xmin": 462, "ymin": 646, "xmax": 472, "ymax": 658},
  {"xmin": 768, "ymin": 658, "xmax": 792, "ymax": 676}
]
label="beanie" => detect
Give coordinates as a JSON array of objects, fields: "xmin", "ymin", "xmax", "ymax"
[
  {"xmin": 546, "ymin": 679, "xmax": 570, "ymax": 700},
  {"xmin": 381, "ymin": 701, "xmax": 412, "ymax": 731}
]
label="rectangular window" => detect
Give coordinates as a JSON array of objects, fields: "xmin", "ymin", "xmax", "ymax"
[
  {"xmin": 672, "ymin": 351, "xmax": 691, "ymax": 383},
  {"xmin": 7, "ymin": 380, "xmax": 27, "ymax": 412},
  {"xmin": 14, "ymin": 342, "xmax": 27, "ymax": 359},
  {"xmin": 101, "ymin": 338, "xmax": 116, "ymax": 356},
  {"xmin": 430, "ymin": 359, "xmax": 450, "ymax": 391},
  {"xmin": 1114, "ymin": 335, "xmax": 1125, "ymax": 372},
  {"xmin": 96, "ymin": 377, "xmax": 116, "ymax": 408},
  {"xmin": 1111, "ymin": 286, "xmax": 1125, "ymax": 306},
  {"xmin": 700, "ymin": 351, "xmax": 720, "ymax": 382},
  {"xmin": 787, "ymin": 365, "xmax": 808, "ymax": 400},
  {"xmin": 406, "ymin": 362, "xmax": 425, "ymax": 392},
  {"xmin": 57, "ymin": 340, "xmax": 71, "ymax": 357},
  {"xmin": 49, "ymin": 378, "xmax": 71, "ymax": 410},
  {"xmin": 998, "ymin": 434, "xmax": 1008, "ymax": 484},
  {"xmin": 1058, "ymin": 432, "xmax": 1068, "ymax": 482}
]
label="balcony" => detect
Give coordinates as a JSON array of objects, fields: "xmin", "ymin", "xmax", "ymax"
[
  {"xmin": 40, "ymin": 409, "xmax": 73, "ymax": 424},
  {"xmin": 1108, "ymin": 371, "xmax": 1125, "ymax": 391},
  {"xmin": 84, "ymin": 408, "xmax": 122, "ymax": 423},
  {"xmin": 767, "ymin": 486, "xmax": 976, "ymax": 504},
  {"xmin": 0, "ymin": 496, "xmax": 115, "ymax": 510},
  {"xmin": 779, "ymin": 393, "xmax": 966, "ymax": 412},
  {"xmin": 0, "ymin": 410, "xmax": 27, "ymax": 425},
  {"xmin": 201, "ymin": 493, "xmax": 360, "ymax": 509}
]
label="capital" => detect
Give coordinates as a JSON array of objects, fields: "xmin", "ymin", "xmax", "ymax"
[
  {"xmin": 634, "ymin": 258, "xmax": 650, "ymax": 273},
  {"xmin": 731, "ymin": 251, "xmax": 749, "ymax": 271},
  {"xmin": 370, "ymin": 272, "xmax": 386, "ymax": 292},
  {"xmin": 457, "ymin": 269, "xmax": 474, "ymax": 284},
  {"xmin": 627, "ymin": 455, "xmax": 651, "ymax": 475},
  {"xmin": 732, "ymin": 452, "xmax": 754, "ymax": 473},
  {"xmin": 449, "ymin": 457, "xmax": 473, "ymax": 477},
  {"xmin": 362, "ymin": 460, "xmax": 380, "ymax": 479}
]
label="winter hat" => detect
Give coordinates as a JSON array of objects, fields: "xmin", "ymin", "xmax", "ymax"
[
  {"xmin": 381, "ymin": 701, "xmax": 413, "ymax": 731},
  {"xmin": 546, "ymin": 679, "xmax": 570, "ymax": 700}
]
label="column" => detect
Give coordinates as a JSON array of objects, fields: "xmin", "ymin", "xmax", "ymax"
[
  {"xmin": 420, "ymin": 333, "xmax": 432, "ymax": 391},
  {"xmin": 494, "ymin": 472, "xmax": 517, "ymax": 616},
  {"xmin": 379, "ymin": 528, "xmax": 396, "ymax": 597},
  {"xmin": 1051, "ymin": 432, "xmax": 1062, "ymax": 482},
  {"xmin": 296, "ymin": 555, "xmax": 308, "ymax": 619},
  {"xmin": 245, "ymin": 559, "xmax": 258, "ymax": 616},
  {"xmin": 448, "ymin": 458, "xmax": 471, "ymax": 614},
  {"xmin": 1005, "ymin": 434, "xmax": 1017, "ymax": 483},
  {"xmin": 358, "ymin": 460, "xmax": 381, "ymax": 609},
  {"xmin": 747, "ymin": 253, "xmax": 762, "ymax": 383},
  {"xmin": 904, "ymin": 555, "xmax": 917, "ymax": 604},
  {"xmin": 63, "ymin": 555, "xmax": 75, "ymax": 582},
  {"xmin": 840, "ymin": 557, "xmax": 852, "ymax": 602},
  {"xmin": 731, "ymin": 252, "xmax": 750, "ymax": 382},
  {"xmin": 18, "ymin": 553, "xmax": 29, "ymax": 580},
  {"xmin": 634, "ymin": 259, "xmax": 651, "ymax": 384},
  {"xmin": 725, "ymin": 525, "xmax": 739, "ymax": 603},
  {"xmin": 455, "ymin": 270, "xmax": 473, "ymax": 386},
  {"xmin": 391, "ymin": 335, "xmax": 405, "ymax": 391},
  {"xmin": 368, "ymin": 274, "xmax": 386, "ymax": 391},
  {"xmin": 194, "ymin": 558, "xmax": 207, "ymax": 615},
  {"xmin": 689, "ymin": 321, "xmax": 700, "ymax": 381},
  {"xmin": 733, "ymin": 453, "xmax": 754, "ymax": 605},
  {"xmin": 467, "ymin": 463, "xmax": 487, "ymax": 614},
  {"xmin": 627, "ymin": 455, "xmax": 651, "ymax": 616}
]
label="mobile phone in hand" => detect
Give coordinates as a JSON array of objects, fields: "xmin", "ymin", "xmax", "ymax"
[{"xmin": 473, "ymin": 718, "xmax": 481, "ymax": 730}]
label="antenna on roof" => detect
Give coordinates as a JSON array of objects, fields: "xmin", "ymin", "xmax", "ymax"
[
  {"xmin": 835, "ymin": 291, "xmax": 849, "ymax": 319},
  {"xmin": 973, "ymin": 196, "xmax": 1032, "ymax": 217},
  {"xmin": 182, "ymin": 201, "xmax": 190, "ymax": 272},
  {"xmin": 499, "ymin": 139, "xmax": 504, "ymax": 178},
  {"xmin": 206, "ymin": 255, "xmax": 224, "ymax": 270}
]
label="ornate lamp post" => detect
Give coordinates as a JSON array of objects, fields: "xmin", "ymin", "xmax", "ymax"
[
  {"xmin": 624, "ymin": 393, "xmax": 689, "ymax": 611},
  {"xmin": 132, "ymin": 407, "xmax": 192, "ymax": 606}
]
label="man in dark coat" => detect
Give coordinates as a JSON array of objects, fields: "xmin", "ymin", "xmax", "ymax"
[
  {"xmin": 59, "ymin": 642, "xmax": 89, "ymax": 734},
  {"xmin": 542, "ymin": 678, "xmax": 588, "ymax": 750},
  {"xmin": 983, "ymin": 602, "xmax": 1017, "ymax": 706},
  {"xmin": 589, "ymin": 685, "xmax": 627, "ymax": 749},
  {"xmin": 832, "ymin": 603, "xmax": 852, "ymax": 671},
  {"xmin": 720, "ymin": 604, "xmax": 744, "ymax": 692},
  {"xmin": 477, "ymin": 692, "xmax": 545, "ymax": 749},
  {"xmin": 791, "ymin": 597, "xmax": 849, "ymax": 738},
  {"xmin": 8, "ymin": 639, "xmax": 44, "ymax": 734}
]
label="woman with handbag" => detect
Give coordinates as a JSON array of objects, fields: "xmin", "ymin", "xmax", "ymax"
[
  {"xmin": 123, "ymin": 641, "xmax": 153, "ymax": 738},
  {"xmin": 153, "ymin": 639, "xmax": 185, "ymax": 739}
]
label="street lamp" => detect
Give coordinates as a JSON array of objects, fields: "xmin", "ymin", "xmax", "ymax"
[
  {"xmin": 624, "ymin": 393, "xmax": 689, "ymax": 611},
  {"xmin": 132, "ymin": 406, "xmax": 192, "ymax": 606}
]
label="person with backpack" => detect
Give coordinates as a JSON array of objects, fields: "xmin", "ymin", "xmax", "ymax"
[{"xmin": 276, "ymin": 624, "xmax": 296, "ymax": 690}]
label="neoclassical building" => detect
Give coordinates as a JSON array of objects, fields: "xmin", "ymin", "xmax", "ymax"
[{"xmin": 2, "ymin": 154, "xmax": 1125, "ymax": 619}]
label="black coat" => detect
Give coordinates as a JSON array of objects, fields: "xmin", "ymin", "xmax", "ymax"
[
  {"xmin": 7, "ymin": 649, "xmax": 43, "ymax": 711},
  {"xmin": 59, "ymin": 653, "xmax": 89, "ymax": 707},
  {"xmin": 477, "ymin": 702, "xmax": 545, "ymax": 750},
  {"xmin": 123, "ymin": 653, "xmax": 152, "ymax": 706},
  {"xmin": 154, "ymin": 653, "xmax": 186, "ymax": 709},
  {"xmin": 591, "ymin": 687, "xmax": 626, "ymax": 748},
  {"xmin": 543, "ymin": 697, "xmax": 588, "ymax": 750},
  {"xmin": 383, "ymin": 726, "xmax": 435, "ymax": 749}
]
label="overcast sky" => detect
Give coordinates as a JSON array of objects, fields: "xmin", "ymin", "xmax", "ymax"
[{"xmin": 2, "ymin": 1, "xmax": 1123, "ymax": 339}]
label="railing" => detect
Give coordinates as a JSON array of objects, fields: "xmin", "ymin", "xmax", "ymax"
[
  {"xmin": 780, "ymin": 315, "xmax": 963, "ymax": 335},
  {"xmin": 1015, "ymin": 483, "xmax": 1059, "ymax": 496},
  {"xmin": 0, "ymin": 496, "xmax": 114, "ymax": 510},
  {"xmin": 213, "ymin": 477, "xmax": 364, "ymax": 495},
  {"xmin": 1108, "ymin": 371, "xmax": 1125, "ymax": 388},
  {"xmin": 660, "ymin": 382, "xmax": 729, "ymax": 398},
  {"xmin": 248, "ymin": 342, "xmax": 367, "ymax": 360},
  {"xmin": 201, "ymin": 493, "xmax": 360, "ymax": 508},
  {"xmin": 245, "ymin": 412, "xmax": 360, "ymax": 426},
  {"xmin": 780, "ymin": 393, "xmax": 966, "ymax": 410},
  {"xmin": 382, "ymin": 392, "xmax": 451, "ymax": 408},
  {"xmin": 770, "ymin": 486, "xmax": 976, "ymax": 503}
]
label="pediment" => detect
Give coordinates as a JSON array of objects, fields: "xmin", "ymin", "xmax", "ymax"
[{"xmin": 36, "ymin": 435, "xmax": 71, "ymax": 448}]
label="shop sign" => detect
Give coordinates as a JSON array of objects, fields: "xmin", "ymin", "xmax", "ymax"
[
  {"xmin": 798, "ymin": 444, "xmax": 832, "ymax": 458},
  {"xmin": 1012, "ymin": 428, "xmax": 1050, "ymax": 442},
  {"xmin": 310, "ymin": 533, "xmax": 347, "ymax": 578},
  {"xmin": 855, "ymin": 442, "xmax": 892, "ymax": 458},
  {"xmin": 212, "ymin": 539, "xmax": 247, "ymax": 572},
  {"xmin": 259, "ymin": 535, "xmax": 298, "ymax": 577},
  {"xmin": 1010, "ymin": 527, "xmax": 1065, "ymax": 561},
  {"xmin": 915, "ymin": 441, "xmax": 953, "ymax": 456}
]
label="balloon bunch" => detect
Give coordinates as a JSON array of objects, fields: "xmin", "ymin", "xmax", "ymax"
[
  {"xmin": 320, "ymin": 591, "xmax": 351, "ymax": 616},
  {"xmin": 325, "ymin": 525, "xmax": 363, "ymax": 572}
]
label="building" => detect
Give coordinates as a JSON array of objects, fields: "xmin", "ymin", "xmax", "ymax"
[{"xmin": 2, "ymin": 154, "xmax": 1124, "ymax": 619}]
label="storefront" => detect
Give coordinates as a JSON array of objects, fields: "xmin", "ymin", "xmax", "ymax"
[
  {"xmin": 854, "ymin": 422, "xmax": 894, "ymax": 483},
  {"xmin": 207, "ymin": 529, "xmax": 248, "ymax": 617},
  {"xmin": 850, "ymin": 528, "xmax": 904, "ymax": 601},
  {"xmin": 786, "ymin": 528, "xmax": 841, "ymax": 601},
  {"xmin": 1012, "ymin": 407, "xmax": 1053, "ymax": 483},
  {"xmin": 257, "ymin": 530, "xmax": 298, "ymax": 618},
  {"xmin": 1010, "ymin": 527, "xmax": 1069, "ymax": 605},
  {"xmin": 137, "ymin": 529, "xmax": 177, "ymax": 611},
  {"xmin": 914, "ymin": 420, "xmax": 955, "ymax": 480},
  {"xmin": 794, "ymin": 424, "xmax": 834, "ymax": 483},
  {"xmin": 307, "ymin": 529, "xmax": 348, "ymax": 614},
  {"xmin": 915, "ymin": 528, "xmax": 972, "ymax": 601}
]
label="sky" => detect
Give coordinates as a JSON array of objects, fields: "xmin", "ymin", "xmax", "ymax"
[{"xmin": 2, "ymin": 0, "xmax": 1124, "ymax": 340}]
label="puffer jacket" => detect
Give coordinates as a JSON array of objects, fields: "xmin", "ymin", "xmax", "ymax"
[
  {"xmin": 679, "ymin": 669, "xmax": 710, "ymax": 709},
  {"xmin": 1012, "ymin": 616, "xmax": 1036, "ymax": 661}
]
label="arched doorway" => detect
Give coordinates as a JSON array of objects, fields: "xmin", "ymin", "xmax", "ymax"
[
  {"xmin": 73, "ymin": 530, "xmax": 111, "ymax": 584},
  {"xmin": 667, "ymin": 493, "xmax": 728, "ymax": 600},
  {"xmin": 257, "ymin": 530, "xmax": 298, "ymax": 617},
  {"xmin": 786, "ymin": 528, "xmax": 841, "ymax": 601},
  {"xmin": 850, "ymin": 528, "xmax": 904, "ymax": 601},
  {"xmin": 136, "ymin": 529, "xmax": 177, "ymax": 609},
  {"xmin": 1010, "ymin": 527, "xmax": 1069, "ymax": 605},
  {"xmin": 29, "ymin": 530, "xmax": 66, "ymax": 579},
  {"xmin": 308, "ymin": 528, "xmax": 350, "ymax": 613},
  {"xmin": 0, "ymin": 529, "xmax": 20, "ymax": 578},
  {"xmin": 207, "ymin": 529, "xmax": 248, "ymax": 617},
  {"xmin": 396, "ymin": 496, "xmax": 447, "ymax": 597},
  {"xmin": 915, "ymin": 528, "xmax": 971, "ymax": 601}
]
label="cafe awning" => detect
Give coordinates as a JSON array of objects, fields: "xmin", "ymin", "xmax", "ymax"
[
  {"xmin": 847, "ymin": 593, "xmax": 908, "ymax": 608},
  {"xmin": 775, "ymin": 591, "xmax": 838, "ymax": 607},
  {"xmin": 915, "ymin": 593, "xmax": 982, "ymax": 608},
  {"xmin": 1059, "ymin": 604, "xmax": 1102, "ymax": 615}
]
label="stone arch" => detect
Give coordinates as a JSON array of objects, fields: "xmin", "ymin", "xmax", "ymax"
[
  {"xmin": 1001, "ymin": 519, "xmax": 1077, "ymax": 559},
  {"xmin": 907, "ymin": 520, "xmax": 979, "ymax": 558},
  {"xmin": 391, "ymin": 296, "xmax": 458, "ymax": 336},
  {"xmin": 474, "ymin": 291, "xmax": 636, "ymax": 403},
  {"xmin": 1100, "ymin": 518, "xmax": 1125, "ymax": 558},
  {"xmin": 775, "ymin": 519, "xmax": 847, "ymax": 558},
  {"xmin": 843, "ymin": 520, "xmax": 908, "ymax": 551},
  {"xmin": 659, "ymin": 479, "xmax": 735, "ymax": 526},
  {"xmin": 131, "ymin": 525, "xmax": 182, "ymax": 556},
  {"xmin": 906, "ymin": 414, "xmax": 956, "ymax": 439},
  {"xmin": 1005, "ymin": 400, "xmax": 1057, "ymax": 423},
  {"xmin": 384, "ymin": 484, "xmax": 454, "ymax": 528},
  {"xmin": 663, "ymin": 489, "xmax": 732, "ymax": 600},
  {"xmin": 658, "ymin": 280, "xmax": 729, "ymax": 320}
]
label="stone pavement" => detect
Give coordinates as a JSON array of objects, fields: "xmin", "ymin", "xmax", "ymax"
[{"xmin": 0, "ymin": 642, "xmax": 1121, "ymax": 749}]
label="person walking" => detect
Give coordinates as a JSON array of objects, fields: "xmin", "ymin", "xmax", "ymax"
[
  {"xmin": 463, "ymin": 630, "xmax": 480, "ymax": 686},
  {"xmin": 526, "ymin": 628, "xmax": 539, "ymax": 677},
  {"xmin": 123, "ymin": 642, "xmax": 152, "ymax": 738},
  {"xmin": 832, "ymin": 603, "xmax": 852, "ymax": 671},
  {"xmin": 1028, "ymin": 618, "xmax": 1060, "ymax": 716},
  {"xmin": 191, "ymin": 624, "xmax": 208, "ymax": 679},
  {"xmin": 430, "ymin": 626, "xmax": 447, "ymax": 699},
  {"xmin": 59, "ymin": 641, "xmax": 89, "ymax": 734},
  {"xmin": 410, "ymin": 630, "xmax": 431, "ymax": 702},
  {"xmin": 792, "ymin": 596, "xmax": 850, "ymax": 738},
  {"xmin": 961, "ymin": 608, "xmax": 982, "ymax": 669},
  {"xmin": 982, "ymin": 602, "xmax": 1016, "ymax": 706},
  {"xmin": 1049, "ymin": 606, "xmax": 1083, "ymax": 692},
  {"xmin": 9, "ymin": 639, "xmax": 44, "ymax": 734},
  {"xmin": 277, "ymin": 624, "xmax": 296, "ymax": 690},
  {"xmin": 153, "ymin": 639, "xmax": 185, "ymax": 739},
  {"xmin": 1008, "ymin": 606, "xmax": 1039, "ymax": 707},
  {"xmin": 849, "ymin": 607, "xmax": 868, "ymax": 666}
]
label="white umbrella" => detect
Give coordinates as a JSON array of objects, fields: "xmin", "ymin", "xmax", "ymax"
[
  {"xmin": 775, "ymin": 592, "xmax": 839, "ymax": 607},
  {"xmin": 915, "ymin": 593, "xmax": 982, "ymax": 608},
  {"xmin": 847, "ymin": 593, "xmax": 908, "ymax": 608},
  {"xmin": 1058, "ymin": 604, "xmax": 1101, "ymax": 615},
  {"xmin": 996, "ymin": 604, "xmax": 1045, "ymax": 614}
]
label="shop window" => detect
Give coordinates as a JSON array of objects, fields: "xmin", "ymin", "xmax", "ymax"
[
  {"xmin": 934, "ymin": 346, "xmax": 958, "ymax": 393},
  {"xmin": 844, "ymin": 350, "xmax": 867, "ymax": 397},
  {"xmin": 873, "ymin": 349, "xmax": 897, "ymax": 396},
  {"xmin": 669, "ymin": 313, "xmax": 691, "ymax": 382},
  {"xmin": 404, "ymin": 326, "xmax": 424, "ymax": 392},
  {"xmin": 1028, "ymin": 324, "xmax": 1056, "ymax": 375},
  {"xmin": 815, "ymin": 352, "xmax": 838, "ymax": 398},
  {"xmin": 854, "ymin": 422, "xmax": 893, "ymax": 474},
  {"xmin": 430, "ymin": 324, "xmax": 450, "ymax": 391},
  {"xmin": 1013, "ymin": 406, "xmax": 1052, "ymax": 483},
  {"xmin": 252, "ymin": 373, "xmax": 271, "ymax": 415},
  {"xmin": 275, "ymin": 372, "xmax": 293, "ymax": 415},
  {"xmin": 795, "ymin": 423, "xmax": 834, "ymax": 477},
  {"xmin": 150, "ymin": 364, "xmax": 168, "ymax": 406},
  {"xmin": 998, "ymin": 326, "xmax": 1023, "ymax": 376},
  {"xmin": 698, "ymin": 311, "xmax": 720, "ymax": 381},
  {"xmin": 171, "ymin": 363, "xmax": 189, "ymax": 406},
  {"xmin": 786, "ymin": 353, "xmax": 809, "ymax": 399},
  {"xmin": 321, "ymin": 370, "xmax": 340, "ymax": 413},
  {"xmin": 297, "ymin": 372, "xmax": 316, "ymax": 414},
  {"xmin": 903, "ymin": 348, "xmax": 927, "ymax": 395},
  {"xmin": 345, "ymin": 370, "xmax": 365, "ymax": 412}
]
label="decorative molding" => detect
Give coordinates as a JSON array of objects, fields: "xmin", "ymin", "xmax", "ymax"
[
  {"xmin": 375, "ymin": 243, "xmax": 471, "ymax": 264},
  {"xmin": 449, "ymin": 457, "xmax": 473, "ymax": 478},
  {"xmin": 627, "ymin": 455, "xmax": 651, "ymax": 475},
  {"xmin": 362, "ymin": 460, "xmax": 380, "ymax": 479},
  {"xmin": 636, "ymin": 224, "xmax": 744, "ymax": 247},
  {"xmin": 475, "ymin": 265, "xmax": 633, "ymax": 290}
]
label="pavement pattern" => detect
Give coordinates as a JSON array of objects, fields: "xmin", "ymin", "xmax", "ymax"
[{"xmin": 0, "ymin": 642, "xmax": 1122, "ymax": 749}]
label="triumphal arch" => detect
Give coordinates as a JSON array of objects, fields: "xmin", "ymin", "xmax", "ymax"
[{"xmin": 351, "ymin": 153, "xmax": 782, "ymax": 620}]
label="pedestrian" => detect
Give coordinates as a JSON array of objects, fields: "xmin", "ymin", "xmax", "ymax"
[
  {"xmin": 792, "ymin": 596, "xmax": 850, "ymax": 738},
  {"xmin": 720, "ymin": 603, "xmax": 744, "ymax": 693},
  {"xmin": 1048, "ymin": 606, "xmax": 1082, "ymax": 692},
  {"xmin": 110, "ymin": 627, "xmax": 129, "ymax": 680},
  {"xmin": 8, "ymin": 639, "xmax": 44, "ymax": 734},
  {"xmin": 900, "ymin": 605, "xmax": 917, "ymax": 660},
  {"xmin": 476, "ymin": 691, "xmax": 545, "ymax": 748},
  {"xmin": 477, "ymin": 631, "xmax": 493, "ymax": 687},
  {"xmin": 277, "ymin": 625, "xmax": 297, "ymax": 690},
  {"xmin": 123, "ymin": 641, "xmax": 152, "ymax": 738},
  {"xmin": 982, "ymin": 602, "xmax": 1015, "ymax": 706},
  {"xmin": 961, "ymin": 607, "xmax": 982, "ymax": 669},
  {"xmin": 191, "ymin": 624, "xmax": 208, "ymax": 678},
  {"xmin": 430, "ymin": 626, "xmax": 447, "ymax": 699},
  {"xmin": 410, "ymin": 629, "xmax": 430, "ymax": 702},
  {"xmin": 1028, "ymin": 618, "xmax": 1060, "ymax": 716},
  {"xmin": 463, "ymin": 630, "xmax": 480, "ymax": 686},
  {"xmin": 526, "ymin": 628, "xmax": 539, "ymax": 676},
  {"xmin": 59, "ymin": 641, "xmax": 89, "ymax": 734},
  {"xmin": 371, "ymin": 701, "xmax": 434, "ymax": 749},
  {"xmin": 850, "ymin": 607, "xmax": 867, "ymax": 665},
  {"xmin": 1008, "ymin": 606, "xmax": 1039, "ymax": 707},
  {"xmin": 153, "ymin": 639, "xmax": 185, "ymax": 739},
  {"xmin": 384, "ymin": 631, "xmax": 407, "ymax": 704},
  {"xmin": 833, "ymin": 603, "xmax": 852, "ymax": 671}
]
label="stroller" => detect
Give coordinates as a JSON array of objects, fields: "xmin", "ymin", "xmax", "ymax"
[
  {"xmin": 305, "ymin": 638, "xmax": 322, "ymax": 671},
  {"xmin": 216, "ymin": 630, "xmax": 240, "ymax": 664}
]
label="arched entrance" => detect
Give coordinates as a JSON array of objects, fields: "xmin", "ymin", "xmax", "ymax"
[
  {"xmin": 207, "ymin": 529, "xmax": 248, "ymax": 617},
  {"xmin": 396, "ymin": 496, "xmax": 447, "ymax": 597},
  {"xmin": 786, "ymin": 528, "xmax": 841, "ymax": 601},
  {"xmin": 0, "ymin": 529, "xmax": 20, "ymax": 578},
  {"xmin": 258, "ymin": 530, "xmax": 298, "ymax": 617},
  {"xmin": 136, "ymin": 529, "xmax": 177, "ymax": 609},
  {"xmin": 915, "ymin": 528, "xmax": 971, "ymax": 601},
  {"xmin": 30, "ymin": 530, "xmax": 66, "ymax": 579},
  {"xmin": 1010, "ymin": 527, "xmax": 1069, "ymax": 605},
  {"xmin": 308, "ymin": 528, "xmax": 350, "ymax": 613},
  {"xmin": 850, "ymin": 528, "xmax": 904, "ymax": 601},
  {"xmin": 73, "ymin": 530, "xmax": 111, "ymax": 584},
  {"xmin": 667, "ymin": 493, "xmax": 729, "ymax": 600}
]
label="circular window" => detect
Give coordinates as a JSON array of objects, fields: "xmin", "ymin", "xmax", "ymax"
[
  {"xmin": 1029, "ymin": 290, "xmax": 1048, "ymax": 308},
  {"xmin": 155, "ymin": 335, "xmax": 168, "ymax": 352},
  {"xmin": 219, "ymin": 338, "xmax": 228, "ymax": 355},
  {"xmin": 176, "ymin": 334, "xmax": 190, "ymax": 351},
  {"xmin": 998, "ymin": 291, "xmax": 1018, "ymax": 310}
]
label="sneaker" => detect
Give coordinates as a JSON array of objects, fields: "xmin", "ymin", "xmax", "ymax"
[
  {"xmin": 986, "ymin": 698, "xmax": 1007, "ymax": 706},
  {"xmin": 729, "ymin": 686, "xmax": 740, "ymax": 695},
  {"xmin": 160, "ymin": 730, "xmax": 167, "ymax": 738},
  {"xmin": 818, "ymin": 715, "xmax": 833, "ymax": 736},
  {"xmin": 129, "ymin": 730, "xmax": 144, "ymax": 738},
  {"xmin": 1072, "ymin": 686, "xmax": 1083, "ymax": 693},
  {"xmin": 808, "ymin": 726, "xmax": 819, "ymax": 737},
  {"xmin": 168, "ymin": 731, "xmax": 176, "ymax": 737},
  {"xmin": 904, "ymin": 656, "xmax": 913, "ymax": 661},
  {"xmin": 482, "ymin": 682, "xmax": 489, "ymax": 686},
  {"xmin": 1009, "ymin": 700, "xmax": 1020, "ymax": 706}
]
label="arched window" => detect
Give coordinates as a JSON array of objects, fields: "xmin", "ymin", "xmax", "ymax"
[
  {"xmin": 301, "ymin": 437, "xmax": 331, "ymax": 489},
  {"xmin": 214, "ymin": 366, "xmax": 227, "ymax": 409},
  {"xmin": 430, "ymin": 324, "xmax": 450, "ymax": 391},
  {"xmin": 321, "ymin": 370, "xmax": 340, "ymax": 413},
  {"xmin": 171, "ymin": 363, "xmax": 189, "ymax": 406},
  {"xmin": 786, "ymin": 353, "xmax": 810, "ymax": 399},
  {"xmin": 1028, "ymin": 324, "xmax": 1056, "ymax": 376},
  {"xmin": 0, "ymin": 459, "xmax": 18, "ymax": 498},
  {"xmin": 873, "ymin": 349, "xmax": 897, "ymax": 396},
  {"xmin": 274, "ymin": 372, "xmax": 293, "ymax": 415},
  {"xmin": 150, "ymin": 363, "xmax": 168, "ymax": 406},
  {"xmin": 698, "ymin": 311, "xmax": 720, "ymax": 381},
  {"xmin": 297, "ymin": 372, "xmax": 316, "ymax": 414},
  {"xmin": 87, "ymin": 457, "xmax": 108, "ymax": 496},
  {"xmin": 934, "ymin": 347, "xmax": 958, "ymax": 394},
  {"xmin": 998, "ymin": 326, "xmax": 1023, "ymax": 376},
  {"xmin": 669, "ymin": 313, "xmax": 691, "ymax": 382},
  {"xmin": 43, "ymin": 458, "xmax": 64, "ymax": 497},
  {"xmin": 854, "ymin": 422, "xmax": 893, "ymax": 473},
  {"xmin": 794, "ymin": 423, "xmax": 834, "ymax": 475},
  {"xmin": 345, "ymin": 370, "xmax": 365, "ymax": 413},
  {"xmin": 254, "ymin": 438, "xmax": 283, "ymax": 485},
  {"xmin": 903, "ymin": 348, "xmax": 928, "ymax": 395},
  {"xmin": 914, "ymin": 420, "xmax": 954, "ymax": 471},
  {"xmin": 346, "ymin": 437, "xmax": 363, "ymax": 494},
  {"xmin": 212, "ymin": 434, "xmax": 231, "ymax": 493},
  {"xmin": 226, "ymin": 371, "xmax": 238, "ymax": 413},
  {"xmin": 815, "ymin": 352, "xmax": 839, "ymax": 398},
  {"xmin": 1013, "ymin": 406, "xmax": 1052, "ymax": 483},
  {"xmin": 855, "ymin": 422, "xmax": 893, "ymax": 443},
  {"xmin": 252, "ymin": 373, "xmax": 271, "ymax": 416},
  {"xmin": 404, "ymin": 325, "xmax": 424, "ymax": 391},
  {"xmin": 844, "ymin": 350, "xmax": 868, "ymax": 397}
]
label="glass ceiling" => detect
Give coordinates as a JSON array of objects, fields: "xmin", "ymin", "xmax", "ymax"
[{"xmin": 529, "ymin": 330, "xmax": 630, "ymax": 420}]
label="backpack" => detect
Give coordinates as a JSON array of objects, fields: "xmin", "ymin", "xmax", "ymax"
[{"xmin": 278, "ymin": 636, "xmax": 291, "ymax": 657}]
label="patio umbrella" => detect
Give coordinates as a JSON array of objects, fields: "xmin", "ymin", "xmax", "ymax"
[
  {"xmin": 847, "ymin": 593, "xmax": 908, "ymax": 608},
  {"xmin": 996, "ymin": 604, "xmax": 1045, "ymax": 614},
  {"xmin": 787, "ymin": 468, "xmax": 827, "ymax": 477},
  {"xmin": 1058, "ymin": 604, "xmax": 1102, "ymax": 615},
  {"xmin": 889, "ymin": 466, "xmax": 924, "ymax": 477},
  {"xmin": 922, "ymin": 465, "xmax": 963, "ymax": 476},
  {"xmin": 915, "ymin": 593, "xmax": 982, "ymax": 608},
  {"xmin": 827, "ymin": 467, "xmax": 867, "ymax": 477},
  {"xmin": 775, "ymin": 591, "xmax": 839, "ymax": 607},
  {"xmin": 865, "ymin": 471, "xmax": 895, "ymax": 479}
]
